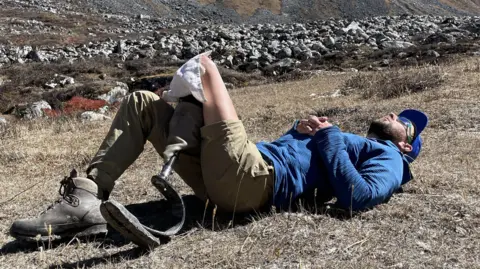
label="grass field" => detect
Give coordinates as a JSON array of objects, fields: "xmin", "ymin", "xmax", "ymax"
[{"xmin": 1, "ymin": 55, "xmax": 480, "ymax": 268}]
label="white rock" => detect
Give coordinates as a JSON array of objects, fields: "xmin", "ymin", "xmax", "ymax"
[
  {"xmin": 330, "ymin": 89, "xmax": 342, "ymax": 97},
  {"xmin": 80, "ymin": 111, "xmax": 112, "ymax": 121},
  {"xmin": 382, "ymin": 41, "xmax": 415, "ymax": 49},
  {"xmin": 45, "ymin": 82, "xmax": 57, "ymax": 89},
  {"xmin": 24, "ymin": 100, "xmax": 51, "ymax": 119},
  {"xmin": 138, "ymin": 14, "xmax": 151, "ymax": 20},
  {"xmin": 97, "ymin": 82, "xmax": 129, "ymax": 104},
  {"xmin": 58, "ymin": 75, "xmax": 75, "ymax": 86},
  {"xmin": 97, "ymin": 106, "xmax": 109, "ymax": 114},
  {"xmin": 0, "ymin": 117, "xmax": 6, "ymax": 132},
  {"xmin": 343, "ymin": 21, "xmax": 361, "ymax": 33}
]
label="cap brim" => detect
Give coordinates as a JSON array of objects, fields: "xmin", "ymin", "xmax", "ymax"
[{"xmin": 399, "ymin": 109, "xmax": 428, "ymax": 137}]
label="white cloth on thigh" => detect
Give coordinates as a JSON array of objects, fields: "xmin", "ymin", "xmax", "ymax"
[{"xmin": 162, "ymin": 51, "xmax": 212, "ymax": 103}]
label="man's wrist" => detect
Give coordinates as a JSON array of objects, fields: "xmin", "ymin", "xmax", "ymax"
[{"xmin": 314, "ymin": 125, "xmax": 339, "ymax": 138}]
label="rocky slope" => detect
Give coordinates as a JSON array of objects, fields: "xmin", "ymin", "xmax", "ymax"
[
  {"xmin": 80, "ymin": 0, "xmax": 480, "ymax": 23},
  {"xmin": 3, "ymin": 0, "xmax": 480, "ymax": 24},
  {"xmin": 1, "ymin": 15, "xmax": 479, "ymax": 72},
  {"xmin": 1, "ymin": 0, "xmax": 480, "ymax": 123}
]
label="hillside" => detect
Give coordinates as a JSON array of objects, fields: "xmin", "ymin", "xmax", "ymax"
[
  {"xmin": 1, "ymin": 0, "xmax": 480, "ymax": 268},
  {"xmin": 2, "ymin": 0, "xmax": 480, "ymax": 25},
  {"xmin": 79, "ymin": 0, "xmax": 480, "ymax": 23},
  {"xmin": 1, "ymin": 57, "xmax": 480, "ymax": 268}
]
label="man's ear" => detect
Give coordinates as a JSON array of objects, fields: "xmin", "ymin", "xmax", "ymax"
[{"xmin": 397, "ymin": 141, "xmax": 413, "ymax": 153}]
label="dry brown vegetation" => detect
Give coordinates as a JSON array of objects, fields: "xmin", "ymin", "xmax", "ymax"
[
  {"xmin": 198, "ymin": 0, "xmax": 282, "ymax": 16},
  {"xmin": 0, "ymin": 8, "xmax": 144, "ymax": 46},
  {"xmin": 0, "ymin": 56, "xmax": 269, "ymax": 114},
  {"xmin": 343, "ymin": 66, "xmax": 446, "ymax": 99},
  {"xmin": 1, "ymin": 56, "xmax": 480, "ymax": 268},
  {"xmin": 438, "ymin": 0, "xmax": 480, "ymax": 13}
]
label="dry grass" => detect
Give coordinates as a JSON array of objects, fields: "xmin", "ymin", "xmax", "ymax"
[
  {"xmin": 1, "ymin": 57, "xmax": 480, "ymax": 268},
  {"xmin": 342, "ymin": 66, "xmax": 446, "ymax": 99},
  {"xmin": 198, "ymin": 0, "xmax": 282, "ymax": 16},
  {"xmin": 0, "ymin": 57, "xmax": 270, "ymax": 113},
  {"xmin": 438, "ymin": 0, "xmax": 480, "ymax": 13},
  {"xmin": 0, "ymin": 8, "xmax": 143, "ymax": 46}
]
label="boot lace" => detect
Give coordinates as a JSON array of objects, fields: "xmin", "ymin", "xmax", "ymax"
[{"xmin": 41, "ymin": 176, "xmax": 80, "ymax": 214}]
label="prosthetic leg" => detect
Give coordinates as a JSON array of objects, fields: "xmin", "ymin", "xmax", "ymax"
[{"xmin": 100, "ymin": 98, "xmax": 203, "ymax": 248}]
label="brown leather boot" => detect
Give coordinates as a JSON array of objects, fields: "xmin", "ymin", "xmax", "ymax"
[{"xmin": 10, "ymin": 169, "xmax": 107, "ymax": 241}]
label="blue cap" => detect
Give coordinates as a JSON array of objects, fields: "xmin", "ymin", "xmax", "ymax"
[{"xmin": 398, "ymin": 109, "xmax": 428, "ymax": 163}]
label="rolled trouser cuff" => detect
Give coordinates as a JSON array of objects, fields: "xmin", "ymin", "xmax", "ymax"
[{"xmin": 87, "ymin": 167, "xmax": 115, "ymax": 199}]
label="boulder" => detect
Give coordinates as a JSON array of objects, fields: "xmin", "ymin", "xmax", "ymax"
[
  {"xmin": 58, "ymin": 75, "xmax": 75, "ymax": 86},
  {"xmin": 0, "ymin": 76, "xmax": 7, "ymax": 86},
  {"xmin": 424, "ymin": 33, "xmax": 456, "ymax": 44},
  {"xmin": 97, "ymin": 82, "xmax": 129, "ymax": 104},
  {"xmin": 113, "ymin": 40, "xmax": 127, "ymax": 54},
  {"xmin": 381, "ymin": 41, "xmax": 415, "ymax": 49},
  {"xmin": 13, "ymin": 100, "xmax": 51, "ymax": 120},
  {"xmin": 324, "ymin": 36, "xmax": 336, "ymax": 47},
  {"xmin": 277, "ymin": 47, "xmax": 293, "ymax": 58},
  {"xmin": 26, "ymin": 50, "xmax": 45, "ymax": 62},
  {"xmin": 263, "ymin": 58, "xmax": 297, "ymax": 75},
  {"xmin": 311, "ymin": 42, "xmax": 329, "ymax": 53},
  {"xmin": 343, "ymin": 21, "xmax": 361, "ymax": 33}
]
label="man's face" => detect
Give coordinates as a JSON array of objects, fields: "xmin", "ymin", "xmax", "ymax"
[{"xmin": 367, "ymin": 113, "xmax": 409, "ymax": 144}]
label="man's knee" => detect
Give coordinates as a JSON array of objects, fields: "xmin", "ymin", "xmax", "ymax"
[{"xmin": 125, "ymin": 90, "xmax": 160, "ymax": 107}]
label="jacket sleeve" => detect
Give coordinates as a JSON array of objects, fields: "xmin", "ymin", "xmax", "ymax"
[{"xmin": 314, "ymin": 126, "xmax": 402, "ymax": 211}]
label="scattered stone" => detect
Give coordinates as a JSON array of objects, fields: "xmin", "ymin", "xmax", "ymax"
[
  {"xmin": 330, "ymin": 89, "xmax": 342, "ymax": 97},
  {"xmin": 80, "ymin": 111, "xmax": 112, "ymax": 121},
  {"xmin": 424, "ymin": 33, "xmax": 456, "ymax": 44},
  {"xmin": 264, "ymin": 58, "xmax": 297, "ymax": 75},
  {"xmin": 113, "ymin": 40, "xmax": 126, "ymax": 54},
  {"xmin": 137, "ymin": 14, "xmax": 151, "ymax": 20},
  {"xmin": 97, "ymin": 106, "xmax": 109, "ymax": 114},
  {"xmin": 426, "ymin": 50, "xmax": 441, "ymax": 58},
  {"xmin": 45, "ymin": 82, "xmax": 57, "ymax": 89},
  {"xmin": 14, "ymin": 100, "xmax": 52, "ymax": 120},
  {"xmin": 0, "ymin": 14, "xmax": 479, "ymax": 76},
  {"xmin": 58, "ymin": 75, "xmax": 75, "ymax": 86},
  {"xmin": 97, "ymin": 82, "xmax": 129, "ymax": 104},
  {"xmin": 277, "ymin": 47, "xmax": 293, "ymax": 58},
  {"xmin": 26, "ymin": 50, "xmax": 45, "ymax": 62},
  {"xmin": 381, "ymin": 41, "xmax": 415, "ymax": 49}
]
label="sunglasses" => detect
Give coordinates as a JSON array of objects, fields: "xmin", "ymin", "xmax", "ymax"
[{"xmin": 397, "ymin": 117, "xmax": 416, "ymax": 144}]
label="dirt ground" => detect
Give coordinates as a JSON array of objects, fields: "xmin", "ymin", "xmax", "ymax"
[{"xmin": 1, "ymin": 55, "xmax": 479, "ymax": 268}]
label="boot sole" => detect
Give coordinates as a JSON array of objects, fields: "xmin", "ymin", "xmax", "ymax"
[
  {"xmin": 100, "ymin": 200, "xmax": 162, "ymax": 249},
  {"xmin": 11, "ymin": 224, "xmax": 108, "ymax": 242}
]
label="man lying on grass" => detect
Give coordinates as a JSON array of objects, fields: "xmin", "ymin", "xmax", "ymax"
[{"xmin": 10, "ymin": 53, "xmax": 428, "ymax": 242}]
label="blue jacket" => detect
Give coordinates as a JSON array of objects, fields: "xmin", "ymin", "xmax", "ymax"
[{"xmin": 256, "ymin": 121, "xmax": 412, "ymax": 211}]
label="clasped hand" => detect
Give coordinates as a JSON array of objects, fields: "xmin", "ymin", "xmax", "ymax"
[{"xmin": 296, "ymin": 115, "xmax": 333, "ymax": 136}]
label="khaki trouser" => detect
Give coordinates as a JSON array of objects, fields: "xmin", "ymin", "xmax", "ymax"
[{"xmin": 87, "ymin": 91, "xmax": 274, "ymax": 212}]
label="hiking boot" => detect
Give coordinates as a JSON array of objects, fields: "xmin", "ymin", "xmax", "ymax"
[{"xmin": 10, "ymin": 169, "xmax": 107, "ymax": 241}]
